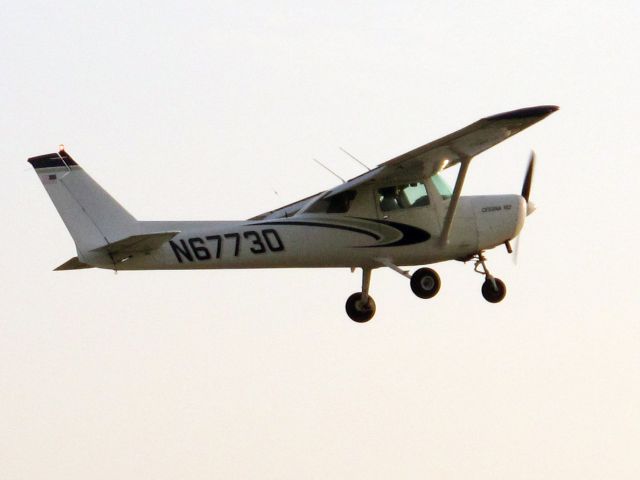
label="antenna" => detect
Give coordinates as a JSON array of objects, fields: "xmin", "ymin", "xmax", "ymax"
[
  {"xmin": 313, "ymin": 158, "xmax": 346, "ymax": 183},
  {"xmin": 56, "ymin": 144, "xmax": 72, "ymax": 178},
  {"xmin": 339, "ymin": 147, "xmax": 371, "ymax": 171}
]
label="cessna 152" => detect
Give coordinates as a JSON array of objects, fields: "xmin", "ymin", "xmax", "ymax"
[{"xmin": 29, "ymin": 105, "xmax": 558, "ymax": 322}]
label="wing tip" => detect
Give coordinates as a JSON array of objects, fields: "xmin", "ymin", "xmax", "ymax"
[{"xmin": 484, "ymin": 105, "xmax": 559, "ymax": 122}]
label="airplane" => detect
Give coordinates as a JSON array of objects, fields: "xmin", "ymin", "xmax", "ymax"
[{"xmin": 28, "ymin": 105, "xmax": 558, "ymax": 322}]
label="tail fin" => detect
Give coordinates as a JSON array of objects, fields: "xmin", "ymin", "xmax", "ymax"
[{"xmin": 28, "ymin": 149, "xmax": 138, "ymax": 257}]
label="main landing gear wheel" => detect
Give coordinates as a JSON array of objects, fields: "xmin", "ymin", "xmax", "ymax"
[
  {"xmin": 410, "ymin": 268, "xmax": 441, "ymax": 299},
  {"xmin": 346, "ymin": 267, "xmax": 376, "ymax": 323},
  {"xmin": 345, "ymin": 293, "xmax": 376, "ymax": 323},
  {"xmin": 481, "ymin": 278, "xmax": 507, "ymax": 303}
]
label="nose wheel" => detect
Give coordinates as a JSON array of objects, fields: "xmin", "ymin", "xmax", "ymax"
[
  {"xmin": 481, "ymin": 278, "xmax": 507, "ymax": 303},
  {"xmin": 474, "ymin": 252, "xmax": 507, "ymax": 303}
]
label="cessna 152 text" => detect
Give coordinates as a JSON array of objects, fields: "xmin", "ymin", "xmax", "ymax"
[{"xmin": 29, "ymin": 105, "xmax": 558, "ymax": 322}]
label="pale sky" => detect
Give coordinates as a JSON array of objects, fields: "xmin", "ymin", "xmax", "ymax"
[{"xmin": 1, "ymin": 1, "xmax": 639, "ymax": 479}]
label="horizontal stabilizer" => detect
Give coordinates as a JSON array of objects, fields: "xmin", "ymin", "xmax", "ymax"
[
  {"xmin": 92, "ymin": 231, "xmax": 180, "ymax": 255},
  {"xmin": 54, "ymin": 257, "xmax": 93, "ymax": 271},
  {"xmin": 91, "ymin": 231, "xmax": 180, "ymax": 260}
]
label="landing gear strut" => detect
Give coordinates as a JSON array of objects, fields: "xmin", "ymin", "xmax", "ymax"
[
  {"xmin": 473, "ymin": 252, "xmax": 507, "ymax": 303},
  {"xmin": 345, "ymin": 268, "xmax": 376, "ymax": 323}
]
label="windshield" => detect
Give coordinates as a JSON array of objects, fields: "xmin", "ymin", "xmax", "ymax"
[{"xmin": 431, "ymin": 174, "xmax": 453, "ymax": 199}]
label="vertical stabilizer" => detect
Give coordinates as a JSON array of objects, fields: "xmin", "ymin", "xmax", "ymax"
[{"xmin": 28, "ymin": 149, "xmax": 138, "ymax": 256}]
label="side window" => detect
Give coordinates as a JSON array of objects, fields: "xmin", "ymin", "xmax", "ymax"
[
  {"xmin": 306, "ymin": 190, "xmax": 357, "ymax": 214},
  {"xmin": 379, "ymin": 186, "xmax": 401, "ymax": 211},
  {"xmin": 378, "ymin": 183, "xmax": 429, "ymax": 212}
]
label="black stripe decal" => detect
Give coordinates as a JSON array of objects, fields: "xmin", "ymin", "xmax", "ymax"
[
  {"xmin": 250, "ymin": 221, "xmax": 381, "ymax": 240},
  {"xmin": 364, "ymin": 219, "xmax": 431, "ymax": 247},
  {"xmin": 252, "ymin": 218, "xmax": 431, "ymax": 247}
]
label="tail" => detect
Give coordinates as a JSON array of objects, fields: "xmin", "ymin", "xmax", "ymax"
[{"xmin": 28, "ymin": 149, "xmax": 139, "ymax": 261}]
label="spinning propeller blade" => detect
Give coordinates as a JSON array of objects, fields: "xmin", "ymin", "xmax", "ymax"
[
  {"xmin": 521, "ymin": 150, "xmax": 535, "ymax": 202},
  {"xmin": 523, "ymin": 151, "xmax": 537, "ymax": 216},
  {"xmin": 513, "ymin": 234, "xmax": 522, "ymax": 265},
  {"xmin": 513, "ymin": 151, "xmax": 536, "ymax": 264}
]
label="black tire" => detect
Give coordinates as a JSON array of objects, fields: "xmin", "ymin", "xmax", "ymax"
[
  {"xmin": 410, "ymin": 268, "xmax": 441, "ymax": 299},
  {"xmin": 345, "ymin": 292, "xmax": 376, "ymax": 323},
  {"xmin": 481, "ymin": 278, "xmax": 507, "ymax": 303}
]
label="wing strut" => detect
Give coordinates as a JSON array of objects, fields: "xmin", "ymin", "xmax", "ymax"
[{"xmin": 439, "ymin": 156, "xmax": 471, "ymax": 246}]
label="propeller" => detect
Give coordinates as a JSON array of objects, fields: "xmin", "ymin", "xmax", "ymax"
[
  {"xmin": 521, "ymin": 151, "xmax": 536, "ymax": 216},
  {"xmin": 513, "ymin": 151, "xmax": 536, "ymax": 264}
]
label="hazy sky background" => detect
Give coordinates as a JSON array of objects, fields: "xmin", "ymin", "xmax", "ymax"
[{"xmin": 1, "ymin": 1, "xmax": 638, "ymax": 478}]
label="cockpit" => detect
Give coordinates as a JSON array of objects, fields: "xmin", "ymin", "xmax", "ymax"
[{"xmin": 378, "ymin": 182, "xmax": 429, "ymax": 211}]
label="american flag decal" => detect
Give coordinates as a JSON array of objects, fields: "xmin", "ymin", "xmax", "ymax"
[{"xmin": 42, "ymin": 174, "xmax": 57, "ymax": 185}]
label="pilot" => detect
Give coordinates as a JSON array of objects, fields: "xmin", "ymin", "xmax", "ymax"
[{"xmin": 379, "ymin": 186, "xmax": 400, "ymax": 211}]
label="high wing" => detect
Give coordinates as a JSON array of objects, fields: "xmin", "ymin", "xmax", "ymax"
[
  {"xmin": 251, "ymin": 105, "xmax": 558, "ymax": 220},
  {"xmin": 326, "ymin": 105, "xmax": 559, "ymax": 197}
]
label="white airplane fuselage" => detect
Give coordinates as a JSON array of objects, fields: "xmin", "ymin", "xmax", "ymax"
[{"xmin": 85, "ymin": 193, "xmax": 525, "ymax": 271}]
